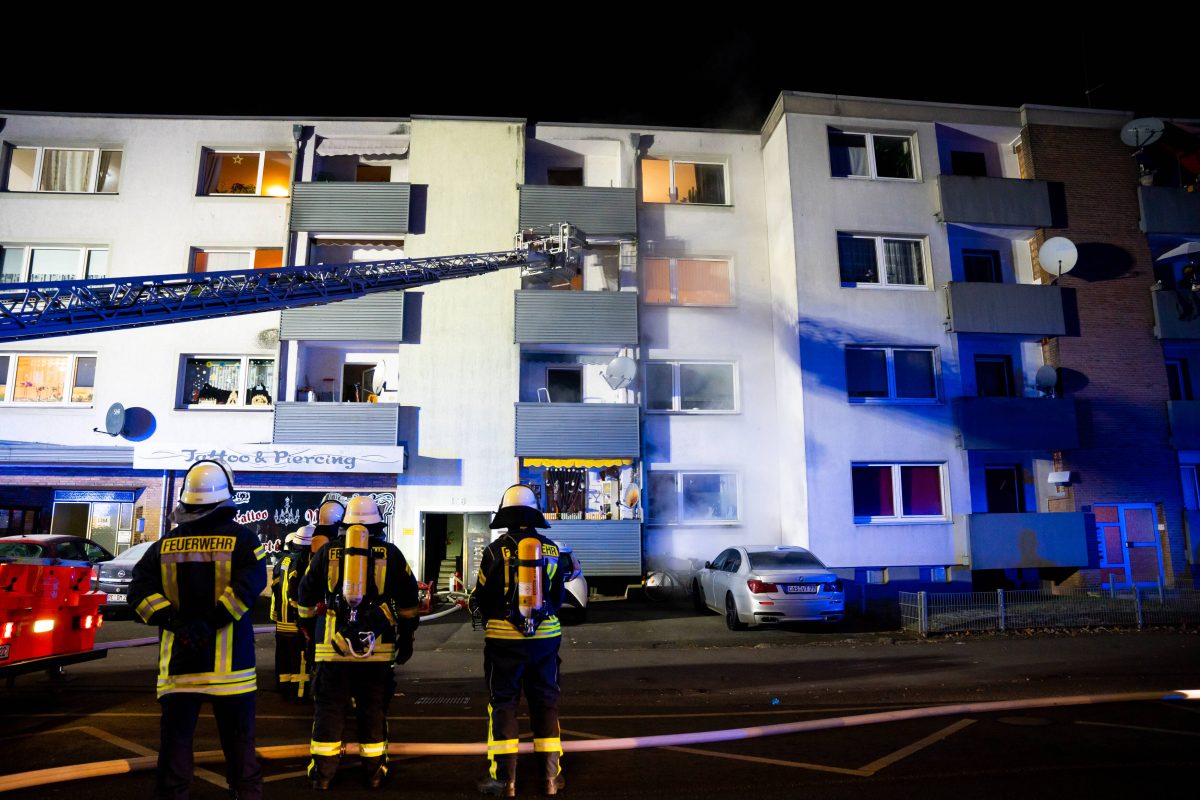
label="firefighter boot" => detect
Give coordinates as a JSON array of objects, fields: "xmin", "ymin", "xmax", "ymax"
[
  {"xmin": 543, "ymin": 752, "xmax": 565, "ymax": 796},
  {"xmin": 309, "ymin": 756, "xmax": 338, "ymax": 791},
  {"xmin": 477, "ymin": 756, "xmax": 516, "ymax": 797},
  {"xmin": 364, "ymin": 759, "xmax": 388, "ymax": 789}
]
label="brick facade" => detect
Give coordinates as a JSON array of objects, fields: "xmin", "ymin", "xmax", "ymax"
[{"xmin": 0, "ymin": 470, "xmax": 167, "ymax": 543}]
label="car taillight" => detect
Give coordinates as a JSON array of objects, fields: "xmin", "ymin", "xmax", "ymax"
[
  {"xmin": 823, "ymin": 581, "xmax": 844, "ymax": 593},
  {"xmin": 747, "ymin": 580, "xmax": 778, "ymax": 594}
]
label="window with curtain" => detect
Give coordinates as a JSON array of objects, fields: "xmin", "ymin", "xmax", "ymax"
[
  {"xmin": 191, "ymin": 248, "xmax": 283, "ymax": 273},
  {"xmin": 640, "ymin": 158, "xmax": 728, "ymax": 205},
  {"xmin": 837, "ymin": 233, "xmax": 926, "ymax": 287},
  {"xmin": 828, "ymin": 129, "xmax": 917, "ymax": 180},
  {"xmin": 846, "ymin": 347, "xmax": 938, "ymax": 402},
  {"xmin": 6, "ymin": 354, "xmax": 96, "ymax": 404},
  {"xmin": 181, "ymin": 356, "xmax": 274, "ymax": 408},
  {"xmin": 852, "ymin": 463, "xmax": 946, "ymax": 521},
  {"xmin": 5, "ymin": 146, "xmax": 122, "ymax": 193},
  {"xmin": 643, "ymin": 257, "xmax": 732, "ymax": 305},
  {"xmin": 199, "ymin": 149, "xmax": 291, "ymax": 196}
]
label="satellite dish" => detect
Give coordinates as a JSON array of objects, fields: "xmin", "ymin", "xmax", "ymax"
[
  {"xmin": 601, "ymin": 356, "xmax": 638, "ymax": 390},
  {"xmin": 257, "ymin": 328, "xmax": 280, "ymax": 348},
  {"xmin": 97, "ymin": 403, "xmax": 126, "ymax": 437},
  {"xmin": 623, "ymin": 484, "xmax": 641, "ymax": 509},
  {"xmin": 1120, "ymin": 118, "xmax": 1164, "ymax": 149},
  {"xmin": 1038, "ymin": 237, "xmax": 1078, "ymax": 283},
  {"xmin": 1035, "ymin": 366, "xmax": 1058, "ymax": 395}
]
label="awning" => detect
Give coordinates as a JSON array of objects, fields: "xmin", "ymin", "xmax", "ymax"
[
  {"xmin": 523, "ymin": 458, "xmax": 633, "ymax": 469},
  {"xmin": 316, "ymin": 135, "xmax": 410, "ymax": 158}
]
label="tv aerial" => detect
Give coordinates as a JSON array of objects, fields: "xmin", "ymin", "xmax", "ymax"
[
  {"xmin": 1038, "ymin": 237, "xmax": 1078, "ymax": 285},
  {"xmin": 94, "ymin": 402, "xmax": 127, "ymax": 437},
  {"xmin": 1035, "ymin": 366, "xmax": 1059, "ymax": 398}
]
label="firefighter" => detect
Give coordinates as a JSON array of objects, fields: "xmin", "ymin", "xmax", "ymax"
[
  {"xmin": 272, "ymin": 524, "xmax": 315, "ymax": 700},
  {"xmin": 468, "ymin": 484, "xmax": 567, "ymax": 797},
  {"xmin": 298, "ymin": 495, "xmax": 419, "ymax": 791},
  {"xmin": 310, "ymin": 500, "xmax": 345, "ymax": 555},
  {"xmin": 129, "ymin": 459, "xmax": 268, "ymax": 800}
]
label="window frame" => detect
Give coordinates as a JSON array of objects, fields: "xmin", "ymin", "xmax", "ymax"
[
  {"xmin": 644, "ymin": 360, "xmax": 739, "ymax": 414},
  {"xmin": 640, "ymin": 157, "xmax": 731, "ymax": 206},
  {"xmin": 1, "ymin": 245, "xmax": 110, "ymax": 284},
  {"xmin": 189, "ymin": 246, "xmax": 285, "ymax": 274},
  {"xmin": 827, "ymin": 129, "xmax": 920, "ymax": 182},
  {"xmin": 962, "ymin": 249, "xmax": 1003, "ymax": 283},
  {"xmin": 845, "ymin": 346, "xmax": 940, "ymax": 404},
  {"xmin": 197, "ymin": 148, "xmax": 292, "ymax": 198},
  {"xmin": 5, "ymin": 145, "xmax": 122, "ymax": 194},
  {"xmin": 648, "ymin": 469, "xmax": 742, "ymax": 526},
  {"xmin": 1166, "ymin": 357, "xmax": 1193, "ymax": 402},
  {"xmin": 851, "ymin": 462, "xmax": 950, "ymax": 524},
  {"xmin": 177, "ymin": 354, "xmax": 276, "ymax": 411},
  {"xmin": 643, "ymin": 255, "xmax": 735, "ymax": 307},
  {"xmin": 837, "ymin": 232, "xmax": 929, "ymax": 289},
  {"xmin": 974, "ymin": 354, "xmax": 1016, "ymax": 398},
  {"xmin": 0, "ymin": 352, "xmax": 98, "ymax": 407}
]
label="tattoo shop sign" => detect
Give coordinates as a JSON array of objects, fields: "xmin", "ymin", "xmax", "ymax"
[
  {"xmin": 232, "ymin": 490, "xmax": 397, "ymax": 558},
  {"xmin": 134, "ymin": 443, "xmax": 405, "ymax": 474}
]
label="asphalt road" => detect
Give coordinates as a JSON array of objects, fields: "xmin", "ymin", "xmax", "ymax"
[{"xmin": 1, "ymin": 600, "xmax": 1198, "ymax": 799}]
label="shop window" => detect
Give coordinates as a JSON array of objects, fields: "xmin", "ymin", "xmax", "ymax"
[
  {"xmin": 643, "ymin": 257, "xmax": 733, "ymax": 306},
  {"xmin": 180, "ymin": 355, "xmax": 275, "ymax": 408},
  {"xmin": 198, "ymin": 148, "xmax": 291, "ymax": 197},
  {"xmin": 648, "ymin": 470, "xmax": 739, "ymax": 524},
  {"xmin": 852, "ymin": 463, "xmax": 947, "ymax": 522},
  {"xmin": 828, "ymin": 129, "xmax": 917, "ymax": 180},
  {"xmin": 191, "ymin": 247, "xmax": 284, "ymax": 273},
  {"xmin": 641, "ymin": 158, "xmax": 728, "ymax": 205},
  {"xmin": 846, "ymin": 347, "xmax": 938, "ymax": 402},
  {"xmin": 0, "ymin": 245, "xmax": 110, "ymax": 284},
  {"xmin": 5, "ymin": 145, "xmax": 122, "ymax": 193},
  {"xmin": 645, "ymin": 361, "xmax": 737, "ymax": 413},
  {"xmin": 838, "ymin": 233, "xmax": 926, "ymax": 287},
  {"xmin": 0, "ymin": 353, "xmax": 97, "ymax": 405}
]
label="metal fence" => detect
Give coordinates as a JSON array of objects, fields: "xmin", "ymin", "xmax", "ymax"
[{"xmin": 899, "ymin": 587, "xmax": 1200, "ymax": 635}]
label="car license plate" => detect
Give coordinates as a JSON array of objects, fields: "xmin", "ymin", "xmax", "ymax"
[
  {"xmin": 0, "ymin": 644, "xmax": 9, "ymax": 661},
  {"xmin": 784, "ymin": 584, "xmax": 818, "ymax": 594},
  {"xmin": 108, "ymin": 594, "xmax": 127, "ymax": 603}
]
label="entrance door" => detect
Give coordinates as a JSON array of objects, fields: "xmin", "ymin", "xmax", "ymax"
[{"xmin": 1095, "ymin": 503, "xmax": 1165, "ymax": 587}]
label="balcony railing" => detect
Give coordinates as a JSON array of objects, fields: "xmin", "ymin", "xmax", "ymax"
[
  {"xmin": 945, "ymin": 282, "xmax": 1066, "ymax": 336},
  {"xmin": 514, "ymin": 290, "xmax": 638, "ymax": 345},
  {"xmin": 281, "ymin": 292, "xmax": 405, "ymax": 341},
  {"xmin": 519, "ymin": 186, "xmax": 637, "ymax": 238},
  {"xmin": 956, "ymin": 397, "xmax": 1079, "ymax": 450},
  {"xmin": 515, "ymin": 403, "xmax": 640, "ymax": 458},
  {"xmin": 273, "ymin": 402, "xmax": 399, "ymax": 446},
  {"xmin": 1138, "ymin": 186, "xmax": 1200, "ymax": 235},
  {"xmin": 936, "ymin": 175, "xmax": 1053, "ymax": 228},
  {"xmin": 542, "ymin": 519, "xmax": 642, "ymax": 576},
  {"xmin": 289, "ymin": 182, "xmax": 410, "ymax": 234},
  {"xmin": 959, "ymin": 512, "xmax": 1089, "ymax": 569},
  {"xmin": 1150, "ymin": 288, "xmax": 1200, "ymax": 339}
]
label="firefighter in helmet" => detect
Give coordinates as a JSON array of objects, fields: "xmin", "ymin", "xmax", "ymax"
[
  {"xmin": 298, "ymin": 495, "xmax": 420, "ymax": 790},
  {"xmin": 468, "ymin": 484, "xmax": 567, "ymax": 796},
  {"xmin": 129, "ymin": 459, "xmax": 267, "ymax": 800},
  {"xmin": 272, "ymin": 523, "xmax": 315, "ymax": 700}
]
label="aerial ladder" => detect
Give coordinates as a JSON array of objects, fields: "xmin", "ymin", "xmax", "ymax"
[{"xmin": 0, "ymin": 225, "xmax": 585, "ymax": 342}]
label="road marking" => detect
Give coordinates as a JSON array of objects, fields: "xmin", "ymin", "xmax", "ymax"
[
  {"xmin": 857, "ymin": 719, "xmax": 976, "ymax": 775},
  {"xmin": 264, "ymin": 769, "xmax": 309, "ymax": 783},
  {"xmin": 78, "ymin": 726, "xmax": 229, "ymax": 788},
  {"xmin": 1075, "ymin": 721, "xmax": 1200, "ymax": 738}
]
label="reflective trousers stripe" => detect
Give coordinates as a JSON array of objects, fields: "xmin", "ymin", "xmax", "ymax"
[
  {"xmin": 310, "ymin": 740, "xmax": 342, "ymax": 757},
  {"xmin": 360, "ymin": 741, "xmax": 388, "ymax": 758},
  {"xmin": 534, "ymin": 737, "xmax": 563, "ymax": 753}
]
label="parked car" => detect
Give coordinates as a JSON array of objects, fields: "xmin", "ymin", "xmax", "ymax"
[
  {"xmin": 559, "ymin": 545, "xmax": 588, "ymax": 623},
  {"xmin": 692, "ymin": 545, "xmax": 844, "ymax": 630},
  {"xmin": 0, "ymin": 535, "xmax": 114, "ymax": 565},
  {"xmin": 93, "ymin": 541, "xmax": 155, "ymax": 614}
]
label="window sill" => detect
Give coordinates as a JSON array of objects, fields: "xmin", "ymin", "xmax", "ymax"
[
  {"xmin": 643, "ymin": 302, "xmax": 738, "ymax": 309},
  {"xmin": 644, "ymin": 409, "xmax": 740, "ymax": 415},
  {"xmin": 840, "ymin": 283, "xmax": 932, "ymax": 291},
  {"xmin": 2, "ymin": 190, "xmax": 119, "ymax": 196},
  {"xmin": 176, "ymin": 406, "xmax": 274, "ymax": 412},
  {"xmin": 641, "ymin": 201, "xmax": 733, "ymax": 209},
  {"xmin": 831, "ymin": 175, "xmax": 921, "ymax": 184},
  {"xmin": 853, "ymin": 518, "xmax": 951, "ymax": 526},
  {"xmin": 195, "ymin": 194, "xmax": 289, "ymax": 200},
  {"xmin": 645, "ymin": 521, "xmax": 742, "ymax": 528},
  {"xmin": 2, "ymin": 403, "xmax": 93, "ymax": 409},
  {"xmin": 847, "ymin": 398, "xmax": 942, "ymax": 405}
]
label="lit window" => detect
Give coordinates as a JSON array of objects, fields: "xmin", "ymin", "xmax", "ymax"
[
  {"xmin": 0, "ymin": 353, "xmax": 97, "ymax": 405},
  {"xmin": 852, "ymin": 464, "xmax": 947, "ymax": 522},
  {"xmin": 643, "ymin": 257, "xmax": 733, "ymax": 306},
  {"xmin": 828, "ymin": 129, "xmax": 916, "ymax": 180},
  {"xmin": 191, "ymin": 248, "xmax": 284, "ymax": 273},
  {"xmin": 649, "ymin": 470, "xmax": 739, "ymax": 524},
  {"xmin": 846, "ymin": 347, "xmax": 938, "ymax": 402},
  {"xmin": 640, "ymin": 158, "xmax": 728, "ymax": 205},
  {"xmin": 645, "ymin": 361, "xmax": 737, "ymax": 412},
  {"xmin": 4, "ymin": 146, "xmax": 122, "ymax": 193},
  {"xmin": 180, "ymin": 356, "xmax": 275, "ymax": 408},
  {"xmin": 837, "ymin": 233, "xmax": 926, "ymax": 287},
  {"xmin": 199, "ymin": 149, "xmax": 291, "ymax": 197},
  {"xmin": 0, "ymin": 246, "xmax": 110, "ymax": 285}
]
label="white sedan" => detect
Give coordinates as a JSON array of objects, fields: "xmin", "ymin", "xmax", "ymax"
[{"xmin": 692, "ymin": 545, "xmax": 844, "ymax": 630}]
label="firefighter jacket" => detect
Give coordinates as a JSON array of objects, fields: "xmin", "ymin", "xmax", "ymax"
[
  {"xmin": 270, "ymin": 547, "xmax": 311, "ymax": 634},
  {"xmin": 297, "ymin": 534, "xmax": 419, "ymax": 664},
  {"xmin": 129, "ymin": 507, "xmax": 268, "ymax": 698},
  {"xmin": 469, "ymin": 529, "xmax": 565, "ymax": 641}
]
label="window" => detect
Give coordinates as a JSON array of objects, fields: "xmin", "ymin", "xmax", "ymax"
[
  {"xmin": 545, "ymin": 367, "xmax": 582, "ymax": 403},
  {"xmin": 641, "ymin": 158, "xmax": 728, "ymax": 205},
  {"xmin": 180, "ymin": 356, "xmax": 275, "ymax": 408},
  {"xmin": 975, "ymin": 355, "xmax": 1015, "ymax": 398},
  {"xmin": 963, "ymin": 249, "xmax": 1002, "ymax": 283},
  {"xmin": 0, "ymin": 246, "xmax": 109, "ymax": 284},
  {"xmin": 828, "ymin": 129, "xmax": 916, "ymax": 180},
  {"xmin": 837, "ymin": 233, "xmax": 926, "ymax": 287},
  {"xmin": 984, "ymin": 465, "xmax": 1024, "ymax": 513},
  {"xmin": 852, "ymin": 463, "xmax": 947, "ymax": 522},
  {"xmin": 645, "ymin": 361, "xmax": 737, "ymax": 412},
  {"xmin": 950, "ymin": 151, "xmax": 988, "ymax": 177},
  {"xmin": 547, "ymin": 167, "xmax": 584, "ymax": 186},
  {"xmin": 191, "ymin": 247, "xmax": 284, "ymax": 273},
  {"xmin": 5, "ymin": 146, "xmax": 122, "ymax": 193},
  {"xmin": 0, "ymin": 353, "xmax": 97, "ymax": 405},
  {"xmin": 643, "ymin": 257, "xmax": 733, "ymax": 306},
  {"xmin": 1166, "ymin": 358, "xmax": 1193, "ymax": 401},
  {"xmin": 846, "ymin": 347, "xmax": 937, "ymax": 402},
  {"xmin": 199, "ymin": 149, "xmax": 291, "ymax": 197},
  {"xmin": 649, "ymin": 471, "xmax": 739, "ymax": 524}
]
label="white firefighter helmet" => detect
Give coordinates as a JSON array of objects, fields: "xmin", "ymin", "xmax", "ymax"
[
  {"xmin": 489, "ymin": 483, "xmax": 550, "ymax": 530},
  {"xmin": 285, "ymin": 525, "xmax": 314, "ymax": 548},
  {"xmin": 179, "ymin": 460, "xmax": 233, "ymax": 505},
  {"xmin": 343, "ymin": 495, "xmax": 382, "ymax": 525},
  {"xmin": 317, "ymin": 500, "xmax": 346, "ymax": 526}
]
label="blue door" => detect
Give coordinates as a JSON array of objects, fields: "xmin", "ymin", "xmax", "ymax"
[{"xmin": 1094, "ymin": 503, "xmax": 1165, "ymax": 587}]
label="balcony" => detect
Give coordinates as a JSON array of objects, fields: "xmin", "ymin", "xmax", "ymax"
[
  {"xmin": 1150, "ymin": 288, "xmax": 1200, "ymax": 339},
  {"xmin": 514, "ymin": 290, "xmax": 638, "ymax": 345},
  {"xmin": 936, "ymin": 175, "xmax": 1053, "ymax": 228},
  {"xmin": 273, "ymin": 402, "xmax": 399, "ymax": 446},
  {"xmin": 959, "ymin": 512, "xmax": 1089, "ymax": 570},
  {"xmin": 289, "ymin": 182, "xmax": 410, "ymax": 234},
  {"xmin": 541, "ymin": 519, "xmax": 642, "ymax": 576},
  {"xmin": 1138, "ymin": 186, "xmax": 1200, "ymax": 235},
  {"xmin": 514, "ymin": 403, "xmax": 640, "ymax": 458},
  {"xmin": 944, "ymin": 281, "xmax": 1066, "ymax": 336},
  {"xmin": 281, "ymin": 292, "xmax": 405, "ymax": 341},
  {"xmin": 518, "ymin": 186, "xmax": 637, "ymax": 238},
  {"xmin": 1168, "ymin": 401, "xmax": 1200, "ymax": 449},
  {"xmin": 956, "ymin": 397, "xmax": 1079, "ymax": 450}
]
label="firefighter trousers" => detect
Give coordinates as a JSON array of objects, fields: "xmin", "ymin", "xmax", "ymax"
[
  {"xmin": 157, "ymin": 691, "xmax": 262, "ymax": 800},
  {"xmin": 309, "ymin": 662, "xmax": 395, "ymax": 782},
  {"xmin": 274, "ymin": 631, "xmax": 311, "ymax": 700},
  {"xmin": 484, "ymin": 636, "xmax": 563, "ymax": 782}
]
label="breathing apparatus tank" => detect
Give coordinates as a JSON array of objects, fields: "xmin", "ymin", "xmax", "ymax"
[
  {"xmin": 330, "ymin": 524, "xmax": 377, "ymax": 658},
  {"xmin": 516, "ymin": 535, "xmax": 544, "ymax": 636}
]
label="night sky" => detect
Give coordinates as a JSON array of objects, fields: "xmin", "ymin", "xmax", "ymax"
[{"xmin": 5, "ymin": 20, "xmax": 1193, "ymax": 128}]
